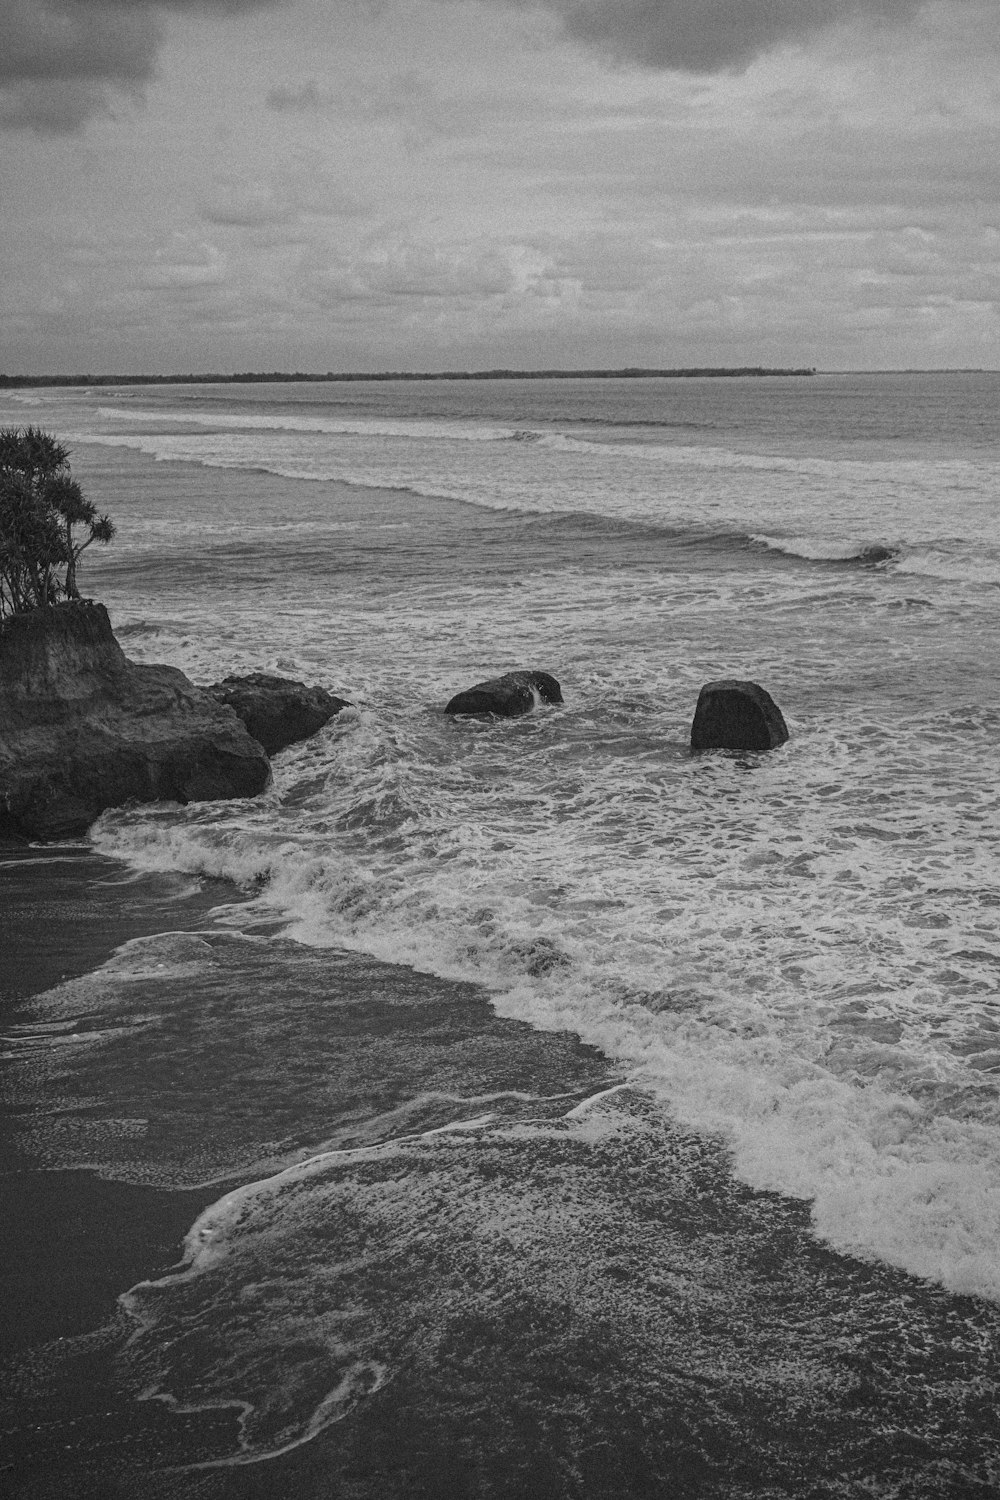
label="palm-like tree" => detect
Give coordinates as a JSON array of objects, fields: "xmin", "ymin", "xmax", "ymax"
[
  {"xmin": 45, "ymin": 472, "xmax": 117, "ymax": 598},
  {"xmin": 0, "ymin": 471, "xmax": 64, "ymax": 615},
  {"xmin": 0, "ymin": 426, "xmax": 116, "ymax": 618},
  {"xmin": 0, "ymin": 426, "xmax": 69, "ymax": 480}
]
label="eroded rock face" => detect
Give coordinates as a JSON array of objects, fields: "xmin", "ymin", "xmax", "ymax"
[
  {"xmin": 0, "ymin": 602, "xmax": 271, "ymax": 841},
  {"xmin": 204, "ymin": 673, "xmax": 350, "ymax": 756},
  {"xmin": 690, "ymin": 679, "xmax": 789, "ymax": 753},
  {"xmin": 444, "ymin": 670, "xmax": 563, "ymax": 718}
]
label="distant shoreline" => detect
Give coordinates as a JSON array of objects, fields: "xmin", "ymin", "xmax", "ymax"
[
  {"xmin": 4, "ymin": 367, "xmax": 996, "ymax": 392},
  {"xmin": 0, "ymin": 366, "xmax": 818, "ymax": 389}
]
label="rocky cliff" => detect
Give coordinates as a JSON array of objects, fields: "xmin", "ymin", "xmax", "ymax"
[{"xmin": 0, "ymin": 602, "xmax": 271, "ymax": 840}]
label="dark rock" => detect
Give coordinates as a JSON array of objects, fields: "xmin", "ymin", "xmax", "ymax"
[
  {"xmin": 0, "ymin": 602, "xmax": 271, "ymax": 841},
  {"xmin": 204, "ymin": 673, "xmax": 350, "ymax": 756},
  {"xmin": 445, "ymin": 670, "xmax": 563, "ymax": 718},
  {"xmin": 857, "ymin": 544, "xmax": 897, "ymax": 567},
  {"xmin": 690, "ymin": 679, "xmax": 789, "ymax": 753}
]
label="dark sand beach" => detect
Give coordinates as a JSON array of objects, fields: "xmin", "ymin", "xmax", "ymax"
[
  {"xmin": 0, "ymin": 849, "xmax": 253, "ymax": 1483},
  {"xmin": 1, "ymin": 848, "xmax": 620, "ymax": 1496},
  {"xmin": 1, "ymin": 845, "xmax": 254, "ymax": 1348},
  {"xmin": 4, "ymin": 847, "xmax": 1000, "ymax": 1499}
]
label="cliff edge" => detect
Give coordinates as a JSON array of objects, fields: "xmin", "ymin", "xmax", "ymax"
[{"xmin": 0, "ymin": 602, "xmax": 271, "ymax": 840}]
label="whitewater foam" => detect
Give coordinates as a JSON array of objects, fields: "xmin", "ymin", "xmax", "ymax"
[
  {"xmin": 65, "ymin": 407, "xmax": 1000, "ymax": 577},
  {"xmin": 90, "ymin": 715, "xmax": 1000, "ymax": 1304},
  {"xmin": 23, "ymin": 371, "xmax": 1000, "ymax": 1310},
  {"xmin": 753, "ymin": 535, "xmax": 900, "ymax": 566},
  {"xmin": 95, "ymin": 404, "xmax": 518, "ymax": 444}
]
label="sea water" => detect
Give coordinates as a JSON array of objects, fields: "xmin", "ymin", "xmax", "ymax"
[{"xmin": 3, "ymin": 373, "xmax": 1000, "ymax": 1485}]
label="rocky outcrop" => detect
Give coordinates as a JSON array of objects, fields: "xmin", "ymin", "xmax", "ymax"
[
  {"xmin": 204, "ymin": 673, "xmax": 350, "ymax": 756},
  {"xmin": 690, "ymin": 679, "xmax": 789, "ymax": 753},
  {"xmin": 0, "ymin": 602, "xmax": 271, "ymax": 841},
  {"xmin": 445, "ymin": 670, "xmax": 563, "ymax": 718}
]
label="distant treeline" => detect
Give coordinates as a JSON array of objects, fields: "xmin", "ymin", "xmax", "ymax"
[{"xmin": 0, "ymin": 366, "xmax": 817, "ymax": 389}]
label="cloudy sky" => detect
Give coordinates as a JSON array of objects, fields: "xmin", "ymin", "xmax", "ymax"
[{"xmin": 3, "ymin": 0, "xmax": 1000, "ymax": 373}]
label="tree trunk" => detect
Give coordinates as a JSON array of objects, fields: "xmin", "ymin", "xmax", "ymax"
[{"xmin": 64, "ymin": 522, "xmax": 79, "ymax": 598}]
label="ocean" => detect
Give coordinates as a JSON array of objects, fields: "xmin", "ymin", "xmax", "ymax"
[{"xmin": 2, "ymin": 372, "xmax": 1000, "ymax": 1496}]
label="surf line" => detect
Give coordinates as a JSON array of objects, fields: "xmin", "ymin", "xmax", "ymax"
[
  {"xmin": 120, "ymin": 1079, "xmax": 636, "ymax": 1470},
  {"xmin": 142, "ymin": 1362, "xmax": 393, "ymax": 1473},
  {"xmin": 120, "ymin": 1084, "xmax": 608, "ymax": 1304},
  {"xmin": 116, "ymin": 1082, "xmax": 632, "ymax": 1468}
]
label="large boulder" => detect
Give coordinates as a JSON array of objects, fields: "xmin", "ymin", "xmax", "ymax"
[
  {"xmin": 0, "ymin": 602, "xmax": 271, "ymax": 841},
  {"xmin": 690, "ymin": 679, "xmax": 789, "ymax": 753},
  {"xmin": 445, "ymin": 670, "xmax": 563, "ymax": 718},
  {"xmin": 204, "ymin": 673, "xmax": 350, "ymax": 756}
]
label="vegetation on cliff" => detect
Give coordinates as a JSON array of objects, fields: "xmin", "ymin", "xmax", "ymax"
[{"xmin": 0, "ymin": 427, "xmax": 115, "ymax": 620}]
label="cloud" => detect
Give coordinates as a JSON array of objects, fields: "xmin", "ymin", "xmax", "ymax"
[
  {"xmin": 301, "ymin": 241, "xmax": 519, "ymax": 305},
  {"xmin": 0, "ymin": 78, "xmax": 117, "ymax": 134},
  {"xmin": 137, "ymin": 236, "xmax": 228, "ymax": 290},
  {"xmin": 493, "ymin": 0, "xmax": 989, "ymax": 72},
  {"xmin": 200, "ymin": 179, "xmax": 296, "ymax": 227},
  {"xmin": 1, "ymin": 2, "xmax": 158, "ymax": 87},
  {"xmin": 266, "ymin": 78, "xmax": 332, "ymax": 113},
  {"xmin": 0, "ymin": 0, "xmax": 284, "ymax": 131},
  {"xmin": 5, "ymin": 0, "xmax": 992, "ymax": 134}
]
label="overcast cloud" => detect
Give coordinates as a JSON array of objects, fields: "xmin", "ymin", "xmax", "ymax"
[
  {"xmin": 2, "ymin": 0, "xmax": 999, "ymax": 370},
  {"xmin": 1, "ymin": 0, "xmax": 284, "ymax": 129},
  {"xmin": 7, "ymin": 0, "xmax": 994, "ymax": 131},
  {"xmin": 502, "ymin": 0, "xmax": 992, "ymax": 72}
]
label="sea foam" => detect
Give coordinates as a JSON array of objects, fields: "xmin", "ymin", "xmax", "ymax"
[
  {"xmin": 37, "ymin": 373, "xmax": 1000, "ymax": 1309},
  {"xmin": 91, "ymin": 705, "xmax": 1000, "ymax": 1305}
]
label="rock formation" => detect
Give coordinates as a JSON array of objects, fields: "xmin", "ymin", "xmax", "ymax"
[
  {"xmin": 204, "ymin": 673, "xmax": 350, "ymax": 756},
  {"xmin": 690, "ymin": 679, "xmax": 789, "ymax": 753},
  {"xmin": 0, "ymin": 602, "xmax": 271, "ymax": 841},
  {"xmin": 445, "ymin": 670, "xmax": 563, "ymax": 718}
]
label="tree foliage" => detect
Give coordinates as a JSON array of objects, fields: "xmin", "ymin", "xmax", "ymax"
[{"xmin": 0, "ymin": 427, "xmax": 116, "ymax": 620}]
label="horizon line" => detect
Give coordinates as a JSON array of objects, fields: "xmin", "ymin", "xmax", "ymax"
[
  {"xmin": 2, "ymin": 366, "xmax": 816, "ymax": 387},
  {"xmin": 2, "ymin": 365, "xmax": 998, "ymax": 389}
]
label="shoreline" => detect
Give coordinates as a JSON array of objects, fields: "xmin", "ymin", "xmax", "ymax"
[
  {"xmin": 0, "ymin": 842, "xmax": 244, "ymax": 1014},
  {"xmin": 3, "ymin": 850, "xmax": 1000, "ymax": 1495},
  {"xmin": 0, "ymin": 848, "xmax": 619, "ymax": 1492},
  {"xmin": 0, "ymin": 847, "xmax": 255, "ymax": 1493},
  {"xmin": 1, "ymin": 845, "xmax": 256, "ymax": 1361},
  {"xmin": 2, "ymin": 367, "xmax": 818, "ymax": 389}
]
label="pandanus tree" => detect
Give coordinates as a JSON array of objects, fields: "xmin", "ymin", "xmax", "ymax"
[{"xmin": 0, "ymin": 426, "xmax": 116, "ymax": 619}]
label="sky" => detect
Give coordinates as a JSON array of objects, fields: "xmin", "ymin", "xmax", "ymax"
[{"xmin": 3, "ymin": 0, "xmax": 1000, "ymax": 373}]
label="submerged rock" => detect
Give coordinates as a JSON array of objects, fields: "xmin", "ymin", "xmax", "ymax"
[
  {"xmin": 0, "ymin": 602, "xmax": 271, "ymax": 841},
  {"xmin": 445, "ymin": 670, "xmax": 563, "ymax": 718},
  {"xmin": 857, "ymin": 544, "xmax": 897, "ymax": 567},
  {"xmin": 690, "ymin": 679, "xmax": 789, "ymax": 753},
  {"xmin": 204, "ymin": 673, "xmax": 350, "ymax": 756}
]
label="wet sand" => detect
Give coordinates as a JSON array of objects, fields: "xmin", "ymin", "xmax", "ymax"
[
  {"xmin": 0, "ymin": 846, "xmax": 253, "ymax": 1493},
  {"xmin": 0, "ymin": 847, "xmax": 619, "ymax": 1496},
  {"xmin": 1, "ymin": 843, "xmax": 248, "ymax": 1344},
  {"xmin": 0, "ymin": 843, "xmax": 239, "ymax": 1011},
  {"xmin": 3, "ymin": 848, "xmax": 1000, "ymax": 1499}
]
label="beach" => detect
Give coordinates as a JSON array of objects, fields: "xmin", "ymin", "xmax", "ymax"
[
  {"xmin": 5, "ymin": 847, "xmax": 1000, "ymax": 1499},
  {"xmin": 3, "ymin": 373, "xmax": 1000, "ymax": 1495}
]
